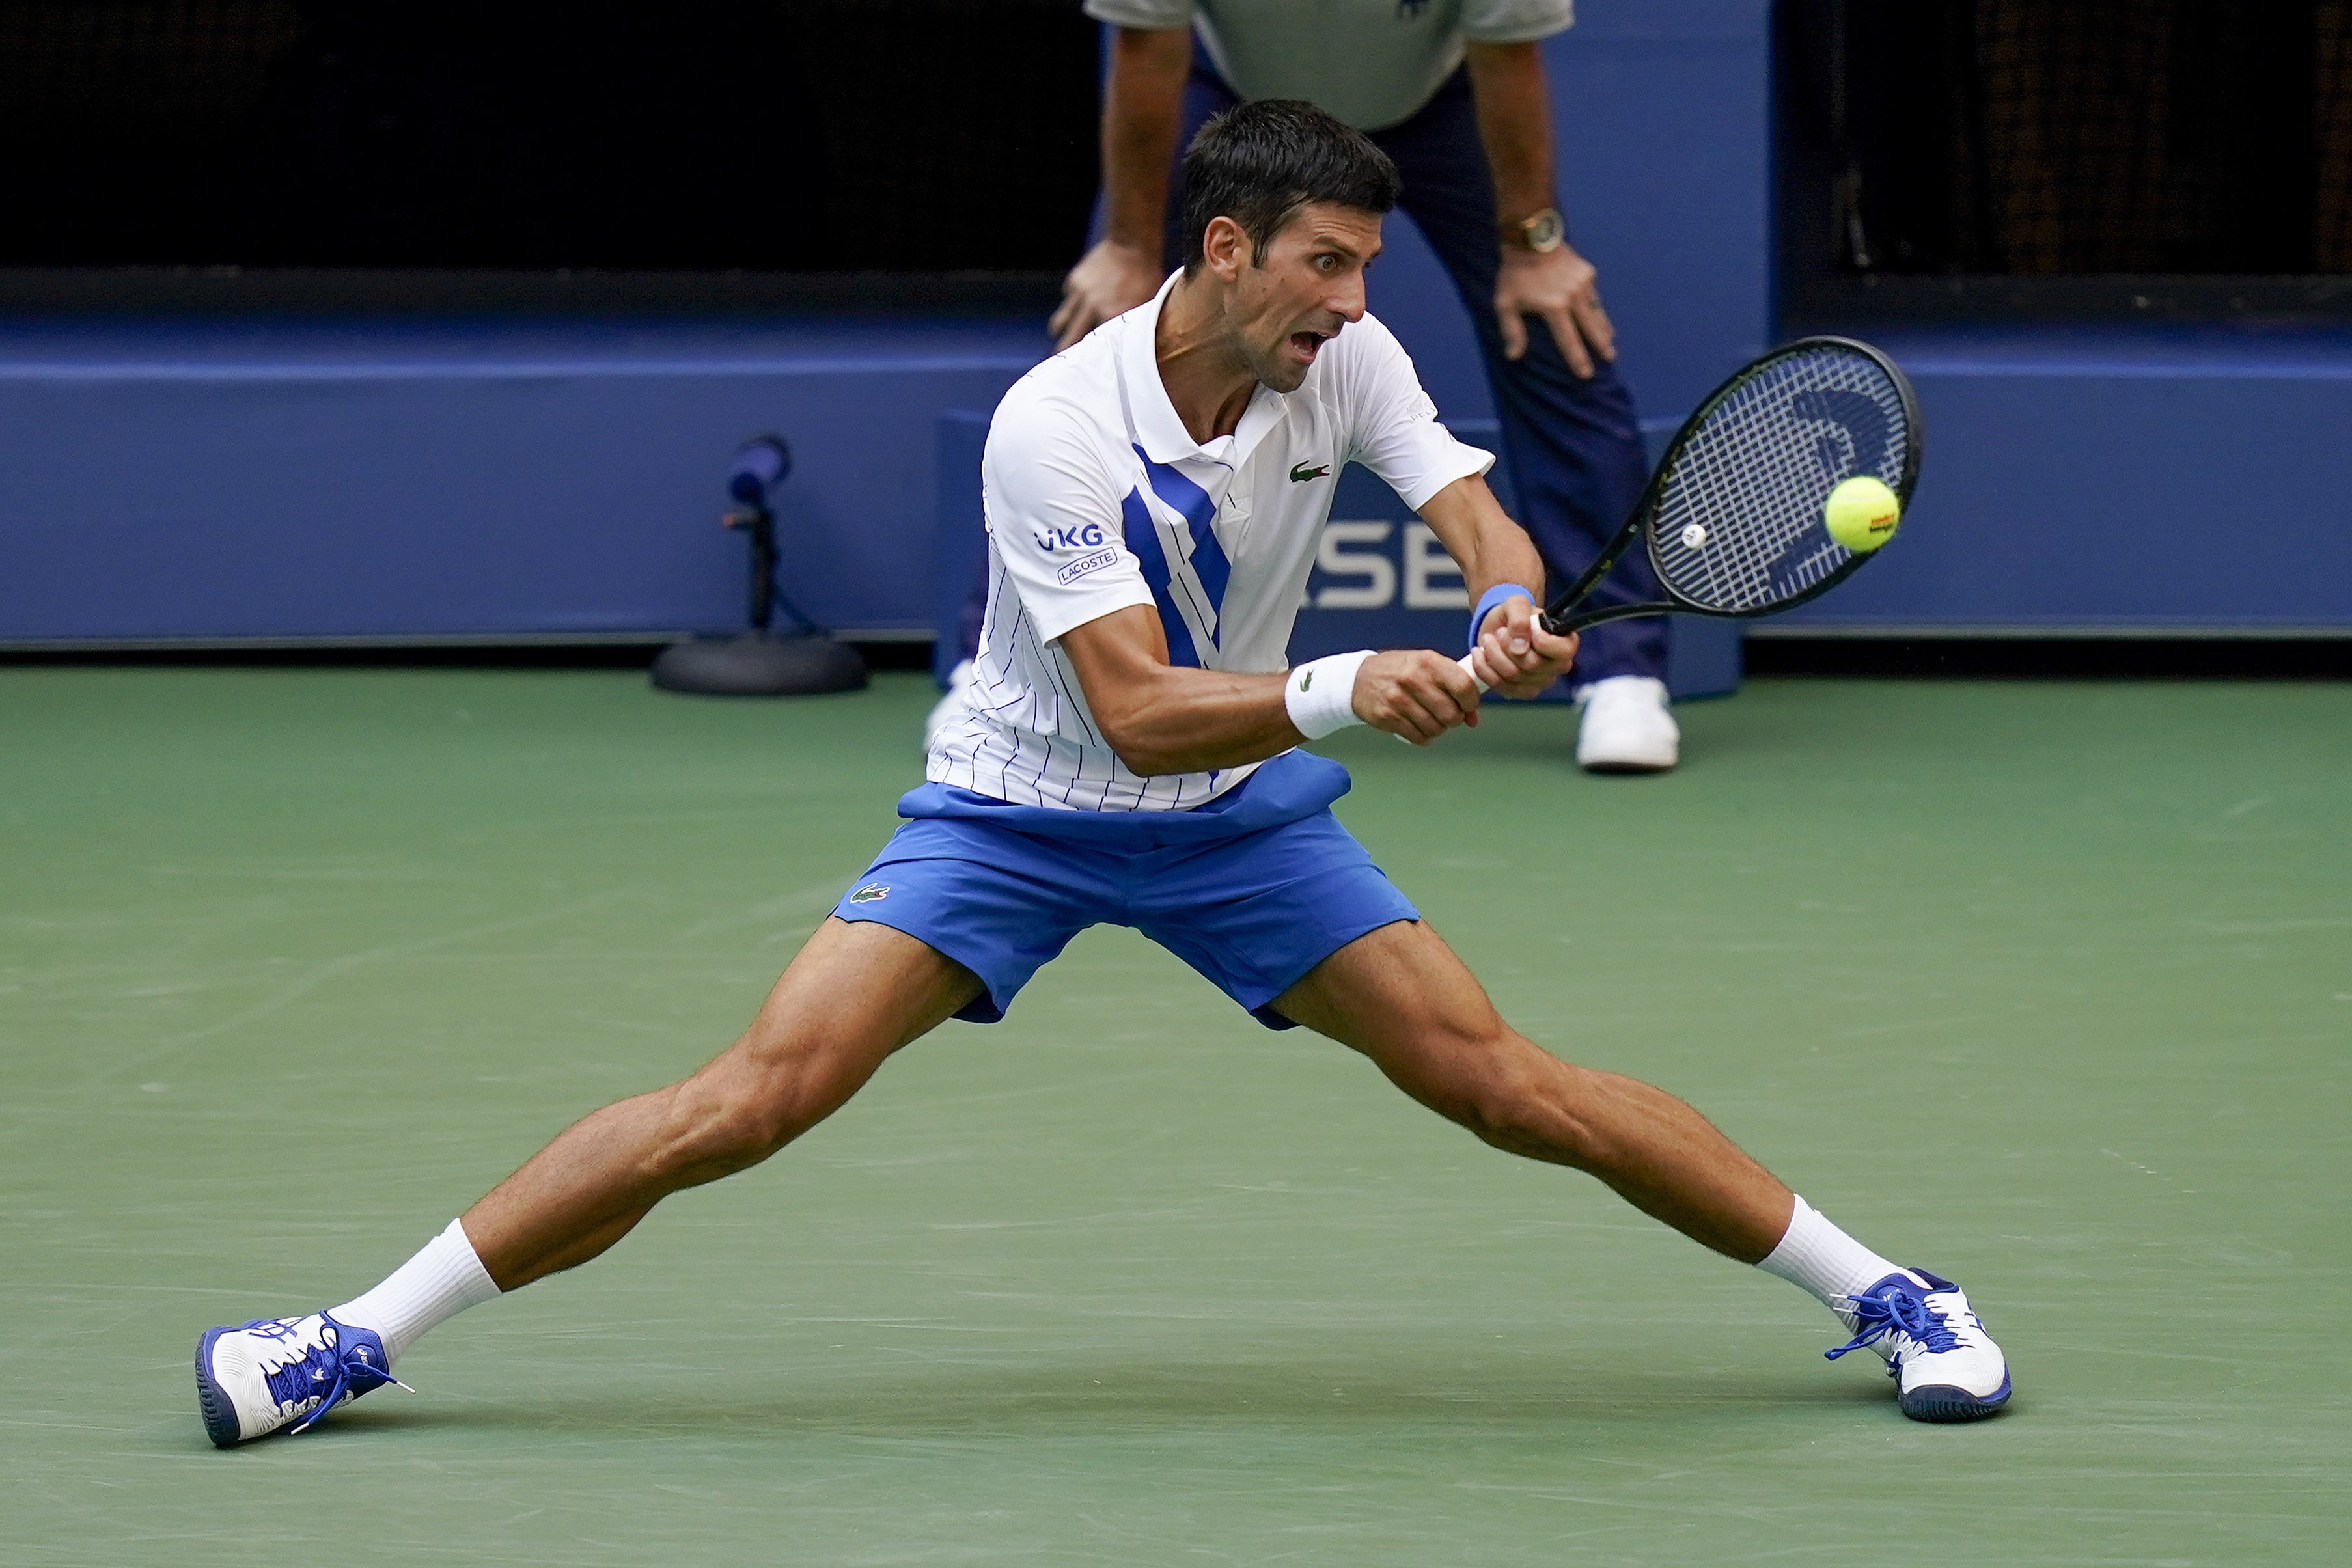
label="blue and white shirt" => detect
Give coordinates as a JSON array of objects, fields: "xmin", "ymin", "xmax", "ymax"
[{"xmin": 929, "ymin": 274, "xmax": 1493, "ymax": 812}]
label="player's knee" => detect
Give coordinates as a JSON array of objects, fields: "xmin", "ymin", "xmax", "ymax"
[
  {"xmin": 1450, "ymin": 1043, "xmax": 1603, "ymax": 1167},
  {"xmin": 646, "ymin": 1068, "xmax": 820, "ymax": 1184},
  {"xmin": 644, "ymin": 1092, "xmax": 776, "ymax": 1185}
]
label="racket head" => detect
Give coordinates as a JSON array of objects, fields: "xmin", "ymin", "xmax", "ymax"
[{"xmin": 1634, "ymin": 336, "xmax": 1922, "ymax": 620}]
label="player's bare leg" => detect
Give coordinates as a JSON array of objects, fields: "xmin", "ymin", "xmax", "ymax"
[
  {"xmin": 194, "ymin": 918, "xmax": 982, "ymax": 1445},
  {"xmin": 464, "ymin": 918, "xmax": 985, "ymax": 1288},
  {"xmin": 1271, "ymin": 918, "xmax": 2009, "ymax": 1418},
  {"xmin": 1269, "ymin": 918, "xmax": 1793, "ymax": 1259}
]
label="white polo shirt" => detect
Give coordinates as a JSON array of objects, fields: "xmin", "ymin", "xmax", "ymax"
[
  {"xmin": 929, "ymin": 275, "xmax": 1493, "ymax": 812},
  {"xmin": 1084, "ymin": 0, "xmax": 1575, "ymax": 131}
]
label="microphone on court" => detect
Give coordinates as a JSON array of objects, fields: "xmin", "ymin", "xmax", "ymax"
[{"xmin": 727, "ymin": 435, "xmax": 792, "ymax": 508}]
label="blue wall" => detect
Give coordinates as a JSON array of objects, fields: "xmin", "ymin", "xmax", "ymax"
[
  {"xmin": 1771, "ymin": 325, "xmax": 2352, "ymax": 634},
  {"xmin": 0, "ymin": 1, "xmax": 1782, "ymax": 653},
  {"xmin": 0, "ymin": 318, "xmax": 1043, "ymax": 643},
  {"xmin": 8, "ymin": 0, "xmax": 2334, "ymax": 647}
]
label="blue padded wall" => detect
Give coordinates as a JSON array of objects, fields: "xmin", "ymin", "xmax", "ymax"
[
  {"xmin": 1771, "ymin": 327, "xmax": 2352, "ymax": 635},
  {"xmin": 0, "ymin": 318, "xmax": 1044, "ymax": 644},
  {"xmin": 18, "ymin": 1, "xmax": 2331, "ymax": 646}
]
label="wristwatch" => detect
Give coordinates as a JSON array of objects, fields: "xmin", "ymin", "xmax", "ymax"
[{"xmin": 1501, "ymin": 206, "xmax": 1566, "ymax": 253}]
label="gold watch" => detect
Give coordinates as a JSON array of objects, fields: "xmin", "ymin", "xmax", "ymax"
[{"xmin": 1501, "ymin": 207, "xmax": 1566, "ymax": 253}]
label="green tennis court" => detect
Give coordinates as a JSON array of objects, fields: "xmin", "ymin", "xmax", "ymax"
[{"xmin": 5, "ymin": 665, "xmax": 2346, "ymax": 1565}]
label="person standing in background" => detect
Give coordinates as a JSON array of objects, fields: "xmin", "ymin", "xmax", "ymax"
[{"xmin": 935, "ymin": 0, "xmax": 1681, "ymax": 772}]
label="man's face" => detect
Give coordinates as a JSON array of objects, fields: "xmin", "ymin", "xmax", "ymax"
[{"xmin": 1217, "ymin": 202, "xmax": 1382, "ymax": 393}]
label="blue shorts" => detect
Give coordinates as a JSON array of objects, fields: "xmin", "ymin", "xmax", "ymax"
[{"xmin": 830, "ymin": 750, "xmax": 1419, "ymax": 1030}]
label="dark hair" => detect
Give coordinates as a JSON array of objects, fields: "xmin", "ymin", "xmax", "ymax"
[{"xmin": 1179, "ymin": 100, "xmax": 1402, "ymax": 272}]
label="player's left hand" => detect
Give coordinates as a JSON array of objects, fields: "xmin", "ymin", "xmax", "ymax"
[
  {"xmin": 1494, "ymin": 243, "xmax": 1615, "ymax": 378},
  {"xmin": 1469, "ymin": 594, "xmax": 1578, "ymax": 698}
]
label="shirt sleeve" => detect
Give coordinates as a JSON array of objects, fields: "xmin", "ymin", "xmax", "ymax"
[
  {"xmin": 1082, "ymin": 0, "xmax": 1193, "ymax": 28},
  {"xmin": 981, "ymin": 401, "xmax": 1159, "ymax": 646},
  {"xmin": 1460, "ymin": 0, "xmax": 1575, "ymax": 44},
  {"xmin": 1333, "ymin": 314, "xmax": 1497, "ymax": 511}
]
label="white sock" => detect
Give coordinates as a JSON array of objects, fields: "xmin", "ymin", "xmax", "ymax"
[
  {"xmin": 1755, "ymin": 1195, "xmax": 1905, "ymax": 1311},
  {"xmin": 330, "ymin": 1218, "xmax": 502, "ymax": 1366}
]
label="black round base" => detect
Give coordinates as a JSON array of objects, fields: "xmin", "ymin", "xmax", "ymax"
[{"xmin": 649, "ymin": 634, "xmax": 868, "ymax": 696}]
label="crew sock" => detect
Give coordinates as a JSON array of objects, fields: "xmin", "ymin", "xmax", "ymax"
[
  {"xmin": 1755, "ymin": 1195, "xmax": 1906, "ymax": 1312},
  {"xmin": 330, "ymin": 1218, "xmax": 501, "ymax": 1366}
]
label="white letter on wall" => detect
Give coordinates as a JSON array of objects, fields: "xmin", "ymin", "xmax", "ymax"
[
  {"xmin": 1314, "ymin": 521, "xmax": 1396, "ymax": 609},
  {"xmin": 1402, "ymin": 523, "xmax": 1469, "ymax": 609}
]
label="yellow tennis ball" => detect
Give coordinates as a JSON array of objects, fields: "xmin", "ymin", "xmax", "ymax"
[{"xmin": 1823, "ymin": 476, "xmax": 1901, "ymax": 553}]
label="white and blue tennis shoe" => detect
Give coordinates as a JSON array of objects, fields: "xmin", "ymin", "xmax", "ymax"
[
  {"xmin": 1826, "ymin": 1268, "xmax": 2011, "ymax": 1421},
  {"xmin": 195, "ymin": 1312, "xmax": 404, "ymax": 1446}
]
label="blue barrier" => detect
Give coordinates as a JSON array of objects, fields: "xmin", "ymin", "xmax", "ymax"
[
  {"xmin": 0, "ymin": 317, "xmax": 1043, "ymax": 644},
  {"xmin": 3, "ymin": 0, "xmax": 2336, "ymax": 649},
  {"xmin": 1770, "ymin": 325, "xmax": 2352, "ymax": 634}
]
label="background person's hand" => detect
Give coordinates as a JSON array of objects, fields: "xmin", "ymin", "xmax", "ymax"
[
  {"xmin": 1493, "ymin": 241, "xmax": 1615, "ymax": 377},
  {"xmin": 1050, "ymin": 240, "xmax": 1165, "ymax": 351},
  {"xmin": 1350, "ymin": 649, "xmax": 1484, "ymax": 745}
]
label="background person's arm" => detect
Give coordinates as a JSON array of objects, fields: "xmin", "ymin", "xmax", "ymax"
[
  {"xmin": 1049, "ymin": 25, "xmax": 1194, "ymax": 351},
  {"xmin": 1461, "ymin": 39, "xmax": 1616, "ymax": 377},
  {"xmin": 1058, "ymin": 607, "xmax": 1486, "ymax": 773}
]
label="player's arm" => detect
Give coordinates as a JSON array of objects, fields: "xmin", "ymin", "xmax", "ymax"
[
  {"xmin": 1058, "ymin": 608, "xmax": 1485, "ymax": 773},
  {"xmin": 1415, "ymin": 473, "xmax": 1579, "ymax": 698},
  {"xmin": 1461, "ymin": 39, "xmax": 1615, "ymax": 376},
  {"xmin": 1049, "ymin": 23, "xmax": 1193, "ymax": 350}
]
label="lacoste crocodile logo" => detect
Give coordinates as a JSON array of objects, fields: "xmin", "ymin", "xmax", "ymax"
[
  {"xmin": 1289, "ymin": 461, "xmax": 1331, "ymax": 483},
  {"xmin": 849, "ymin": 883, "xmax": 889, "ymax": 903}
]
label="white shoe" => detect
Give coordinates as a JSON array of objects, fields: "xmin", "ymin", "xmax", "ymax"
[
  {"xmin": 1826, "ymin": 1269, "xmax": 2013, "ymax": 1422},
  {"xmin": 1573, "ymin": 675, "xmax": 1678, "ymax": 773},
  {"xmin": 195, "ymin": 1311, "xmax": 406, "ymax": 1446},
  {"xmin": 923, "ymin": 659, "xmax": 977, "ymax": 756}
]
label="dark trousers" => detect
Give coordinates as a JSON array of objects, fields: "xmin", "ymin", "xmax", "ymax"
[{"xmin": 962, "ymin": 60, "xmax": 1667, "ymax": 684}]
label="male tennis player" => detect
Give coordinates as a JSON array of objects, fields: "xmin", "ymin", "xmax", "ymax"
[{"xmin": 194, "ymin": 102, "xmax": 2009, "ymax": 1445}]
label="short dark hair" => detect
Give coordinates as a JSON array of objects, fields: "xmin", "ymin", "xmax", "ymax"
[{"xmin": 1178, "ymin": 100, "xmax": 1402, "ymax": 272}]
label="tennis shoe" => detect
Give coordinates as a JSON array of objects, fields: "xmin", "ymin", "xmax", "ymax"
[
  {"xmin": 1826, "ymin": 1268, "xmax": 2010, "ymax": 1422},
  {"xmin": 195, "ymin": 1310, "xmax": 405, "ymax": 1446},
  {"xmin": 1573, "ymin": 676, "xmax": 1678, "ymax": 773}
]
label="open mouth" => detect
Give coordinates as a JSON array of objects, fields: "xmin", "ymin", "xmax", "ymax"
[{"xmin": 1289, "ymin": 329, "xmax": 1334, "ymax": 361}]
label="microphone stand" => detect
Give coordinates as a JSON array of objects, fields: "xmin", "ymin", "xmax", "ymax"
[{"xmin": 650, "ymin": 437, "xmax": 868, "ymax": 696}]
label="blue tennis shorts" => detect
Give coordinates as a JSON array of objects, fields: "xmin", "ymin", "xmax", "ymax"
[{"xmin": 830, "ymin": 750, "xmax": 1418, "ymax": 1030}]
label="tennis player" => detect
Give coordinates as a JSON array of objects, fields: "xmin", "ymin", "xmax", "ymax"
[{"xmin": 194, "ymin": 102, "xmax": 2009, "ymax": 1446}]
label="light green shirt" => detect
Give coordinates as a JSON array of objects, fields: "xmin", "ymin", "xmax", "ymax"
[{"xmin": 1083, "ymin": 0, "xmax": 1575, "ymax": 131}]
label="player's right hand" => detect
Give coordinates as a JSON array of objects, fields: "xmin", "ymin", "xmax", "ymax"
[
  {"xmin": 1352, "ymin": 649, "xmax": 1483, "ymax": 745},
  {"xmin": 1050, "ymin": 240, "xmax": 1164, "ymax": 351},
  {"xmin": 1470, "ymin": 598, "xmax": 1579, "ymax": 698}
]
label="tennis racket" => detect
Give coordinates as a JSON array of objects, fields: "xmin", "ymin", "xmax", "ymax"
[{"xmin": 1462, "ymin": 334, "xmax": 1922, "ymax": 688}]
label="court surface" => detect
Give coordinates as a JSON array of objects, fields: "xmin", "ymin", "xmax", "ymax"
[{"xmin": 4, "ymin": 665, "xmax": 2346, "ymax": 1567}]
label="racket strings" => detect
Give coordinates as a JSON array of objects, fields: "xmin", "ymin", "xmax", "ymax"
[{"xmin": 1648, "ymin": 348, "xmax": 1913, "ymax": 616}]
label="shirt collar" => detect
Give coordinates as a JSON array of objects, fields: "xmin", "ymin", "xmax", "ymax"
[{"xmin": 1120, "ymin": 272, "xmax": 1293, "ymax": 470}]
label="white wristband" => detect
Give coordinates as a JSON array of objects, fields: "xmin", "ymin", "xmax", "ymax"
[{"xmin": 1284, "ymin": 650, "xmax": 1375, "ymax": 739}]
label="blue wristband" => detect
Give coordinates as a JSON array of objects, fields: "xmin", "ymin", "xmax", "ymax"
[{"xmin": 1467, "ymin": 583, "xmax": 1541, "ymax": 653}]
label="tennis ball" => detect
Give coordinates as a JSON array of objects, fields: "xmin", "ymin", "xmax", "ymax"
[{"xmin": 1823, "ymin": 476, "xmax": 1901, "ymax": 553}]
